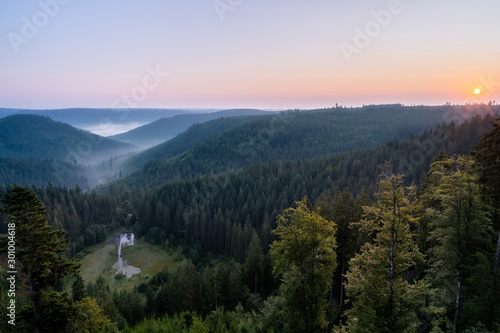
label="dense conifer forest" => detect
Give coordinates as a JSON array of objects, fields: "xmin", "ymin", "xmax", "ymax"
[{"xmin": 0, "ymin": 105, "xmax": 499, "ymax": 332}]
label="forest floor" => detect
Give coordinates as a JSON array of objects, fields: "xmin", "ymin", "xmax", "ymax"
[{"xmin": 69, "ymin": 236, "xmax": 185, "ymax": 292}]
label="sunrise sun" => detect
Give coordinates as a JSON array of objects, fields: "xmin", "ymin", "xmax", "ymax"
[{"xmin": 474, "ymin": 88, "xmax": 481, "ymax": 95}]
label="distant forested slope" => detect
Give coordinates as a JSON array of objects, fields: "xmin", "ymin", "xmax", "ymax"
[
  {"xmin": 0, "ymin": 157, "xmax": 90, "ymax": 188},
  {"xmin": 0, "ymin": 114, "xmax": 136, "ymax": 161},
  {"xmin": 123, "ymin": 115, "xmax": 269, "ymax": 172},
  {"xmin": 119, "ymin": 105, "xmax": 494, "ymax": 189},
  {"xmin": 5, "ymin": 110, "xmax": 493, "ymax": 259},
  {"xmin": 131, "ymin": 113, "xmax": 496, "ymax": 247},
  {"xmin": 1, "ymin": 111, "xmax": 498, "ymax": 332},
  {"xmin": 110, "ymin": 109, "xmax": 269, "ymax": 148},
  {"xmin": 0, "ymin": 107, "xmax": 191, "ymax": 131},
  {"xmin": 0, "ymin": 114, "xmax": 138, "ymax": 187}
]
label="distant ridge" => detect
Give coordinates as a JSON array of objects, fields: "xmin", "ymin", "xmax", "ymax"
[
  {"xmin": 0, "ymin": 108, "xmax": 206, "ymax": 134},
  {"xmin": 117, "ymin": 104, "xmax": 496, "ymax": 189},
  {"xmin": 123, "ymin": 114, "xmax": 268, "ymax": 172},
  {"xmin": 0, "ymin": 114, "xmax": 144, "ymax": 188},
  {"xmin": 0, "ymin": 114, "xmax": 137, "ymax": 163},
  {"xmin": 109, "ymin": 109, "xmax": 270, "ymax": 148}
]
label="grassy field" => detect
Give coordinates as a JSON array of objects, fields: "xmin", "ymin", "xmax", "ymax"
[{"xmin": 71, "ymin": 236, "xmax": 185, "ymax": 292}]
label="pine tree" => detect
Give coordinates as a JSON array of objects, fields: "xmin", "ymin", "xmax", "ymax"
[
  {"xmin": 1, "ymin": 185, "xmax": 79, "ymax": 332},
  {"xmin": 227, "ymin": 261, "xmax": 243, "ymax": 308},
  {"xmin": 72, "ymin": 272, "xmax": 86, "ymax": 302},
  {"xmin": 271, "ymin": 197, "xmax": 337, "ymax": 333},
  {"xmin": 176, "ymin": 260, "xmax": 203, "ymax": 313},
  {"xmin": 423, "ymin": 156, "xmax": 493, "ymax": 332},
  {"xmin": 473, "ymin": 117, "xmax": 500, "ymax": 328},
  {"xmin": 333, "ymin": 188, "xmax": 362, "ymax": 311},
  {"xmin": 337, "ymin": 165, "xmax": 427, "ymax": 333},
  {"xmin": 244, "ymin": 231, "xmax": 265, "ymax": 294}
]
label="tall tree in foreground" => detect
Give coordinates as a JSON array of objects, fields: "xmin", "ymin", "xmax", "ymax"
[
  {"xmin": 271, "ymin": 197, "xmax": 337, "ymax": 333},
  {"xmin": 336, "ymin": 165, "xmax": 427, "ymax": 333},
  {"xmin": 333, "ymin": 189, "xmax": 363, "ymax": 312},
  {"xmin": 1, "ymin": 185, "xmax": 79, "ymax": 332},
  {"xmin": 474, "ymin": 117, "xmax": 500, "ymax": 329},
  {"xmin": 2, "ymin": 186, "xmax": 117, "ymax": 332},
  {"xmin": 423, "ymin": 156, "xmax": 492, "ymax": 333}
]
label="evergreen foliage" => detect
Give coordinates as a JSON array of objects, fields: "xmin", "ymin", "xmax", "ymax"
[
  {"xmin": 1, "ymin": 186, "xmax": 79, "ymax": 332},
  {"xmin": 336, "ymin": 165, "xmax": 427, "ymax": 333},
  {"xmin": 271, "ymin": 198, "xmax": 337, "ymax": 332},
  {"xmin": 473, "ymin": 117, "xmax": 500, "ymax": 329},
  {"xmin": 422, "ymin": 156, "xmax": 493, "ymax": 332}
]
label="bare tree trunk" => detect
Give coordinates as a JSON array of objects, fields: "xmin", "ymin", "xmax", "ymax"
[
  {"xmin": 453, "ymin": 271, "xmax": 463, "ymax": 333},
  {"xmin": 254, "ymin": 272, "xmax": 258, "ymax": 294},
  {"xmin": 28, "ymin": 270, "xmax": 40, "ymax": 333},
  {"xmin": 329, "ymin": 274, "xmax": 334, "ymax": 317},
  {"xmin": 389, "ymin": 231, "xmax": 395, "ymax": 303},
  {"xmin": 340, "ymin": 253, "xmax": 346, "ymax": 308},
  {"xmin": 389, "ymin": 186, "xmax": 396, "ymax": 309},
  {"xmin": 214, "ymin": 273, "xmax": 218, "ymax": 310}
]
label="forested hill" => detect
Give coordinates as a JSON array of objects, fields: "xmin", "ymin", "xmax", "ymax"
[
  {"xmin": 109, "ymin": 109, "xmax": 269, "ymax": 148},
  {"xmin": 117, "ymin": 104, "xmax": 495, "ymax": 189},
  {"xmin": 0, "ymin": 114, "xmax": 139, "ymax": 188},
  {"xmin": 131, "ymin": 113, "xmax": 496, "ymax": 246},
  {"xmin": 8, "ymin": 112, "xmax": 494, "ymax": 259},
  {"xmin": 0, "ymin": 111, "xmax": 498, "ymax": 332},
  {"xmin": 0, "ymin": 114, "xmax": 137, "ymax": 162},
  {"xmin": 123, "ymin": 115, "xmax": 269, "ymax": 172},
  {"xmin": 0, "ymin": 107, "xmax": 192, "ymax": 131}
]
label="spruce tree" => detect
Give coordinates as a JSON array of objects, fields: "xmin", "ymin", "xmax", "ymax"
[
  {"xmin": 1, "ymin": 185, "xmax": 79, "ymax": 332},
  {"xmin": 271, "ymin": 197, "xmax": 337, "ymax": 333},
  {"xmin": 244, "ymin": 231, "xmax": 265, "ymax": 294},
  {"xmin": 423, "ymin": 156, "xmax": 492, "ymax": 332},
  {"xmin": 474, "ymin": 117, "xmax": 500, "ymax": 329},
  {"xmin": 72, "ymin": 273, "xmax": 86, "ymax": 302},
  {"xmin": 337, "ymin": 165, "xmax": 427, "ymax": 333}
]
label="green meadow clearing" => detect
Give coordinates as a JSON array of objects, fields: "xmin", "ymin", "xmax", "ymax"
[{"xmin": 71, "ymin": 236, "xmax": 185, "ymax": 292}]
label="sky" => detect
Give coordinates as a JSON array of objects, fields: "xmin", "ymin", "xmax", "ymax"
[{"xmin": 0, "ymin": 0, "xmax": 499, "ymax": 110}]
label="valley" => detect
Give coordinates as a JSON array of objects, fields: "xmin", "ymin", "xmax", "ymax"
[
  {"xmin": 2, "ymin": 1, "xmax": 498, "ymax": 331},
  {"xmin": 0, "ymin": 104, "xmax": 499, "ymax": 332}
]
